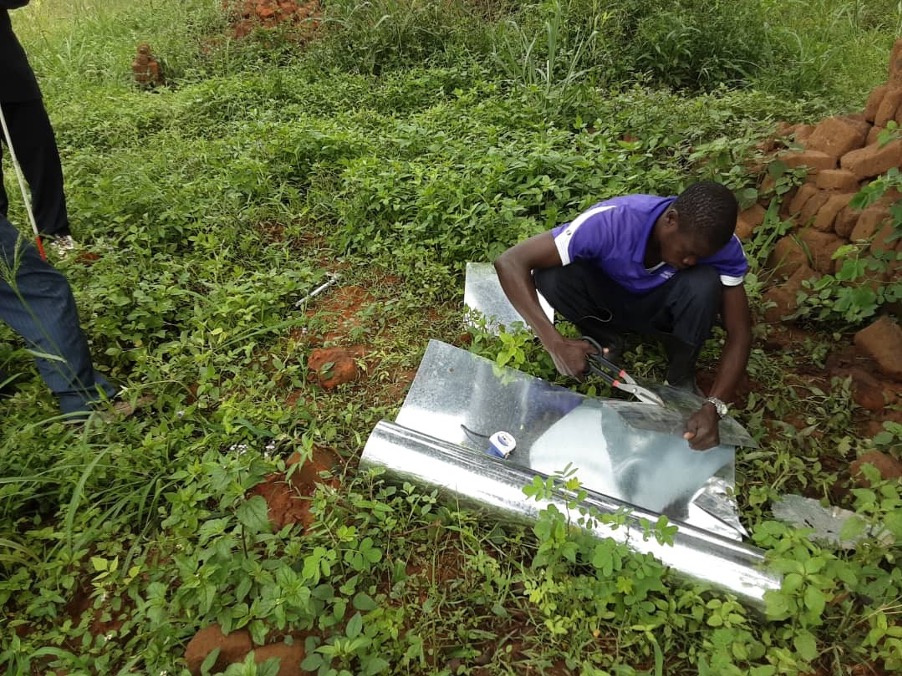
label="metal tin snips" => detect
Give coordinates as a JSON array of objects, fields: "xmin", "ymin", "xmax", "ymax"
[{"xmin": 581, "ymin": 336, "xmax": 665, "ymax": 406}]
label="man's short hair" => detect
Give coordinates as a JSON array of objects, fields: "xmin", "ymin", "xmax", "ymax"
[{"xmin": 673, "ymin": 181, "xmax": 738, "ymax": 251}]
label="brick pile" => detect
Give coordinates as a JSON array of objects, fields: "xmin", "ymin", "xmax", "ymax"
[
  {"xmin": 224, "ymin": 0, "xmax": 321, "ymax": 39},
  {"xmin": 738, "ymin": 40, "xmax": 902, "ymax": 326}
]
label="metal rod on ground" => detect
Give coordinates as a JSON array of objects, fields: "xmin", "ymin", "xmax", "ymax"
[
  {"xmin": 295, "ymin": 273, "xmax": 340, "ymax": 308},
  {"xmin": 0, "ymin": 102, "xmax": 46, "ymax": 261}
]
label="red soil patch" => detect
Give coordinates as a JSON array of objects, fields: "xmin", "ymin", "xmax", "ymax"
[
  {"xmin": 185, "ymin": 623, "xmax": 312, "ymax": 676},
  {"xmin": 247, "ymin": 445, "xmax": 341, "ymax": 531},
  {"xmin": 304, "ymin": 284, "xmax": 372, "ymax": 343},
  {"xmin": 74, "ymin": 250, "xmax": 101, "ymax": 266},
  {"xmin": 64, "ymin": 581, "xmax": 127, "ymax": 638}
]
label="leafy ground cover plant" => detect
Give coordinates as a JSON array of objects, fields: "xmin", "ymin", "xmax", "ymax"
[{"xmin": 1, "ymin": 1, "xmax": 900, "ymax": 674}]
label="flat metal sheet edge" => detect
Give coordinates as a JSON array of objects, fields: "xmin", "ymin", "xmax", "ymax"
[{"xmin": 464, "ymin": 262, "xmax": 554, "ymax": 333}]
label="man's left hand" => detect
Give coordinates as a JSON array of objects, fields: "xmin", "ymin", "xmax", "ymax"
[{"xmin": 683, "ymin": 403, "xmax": 720, "ymax": 451}]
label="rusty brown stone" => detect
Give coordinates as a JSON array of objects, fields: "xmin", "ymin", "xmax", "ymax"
[
  {"xmin": 841, "ymin": 139, "xmax": 902, "ymax": 180},
  {"xmin": 868, "ymin": 221, "xmax": 899, "ymax": 256},
  {"xmin": 788, "ymin": 183, "xmax": 819, "ymax": 216},
  {"xmin": 834, "ymin": 206, "xmax": 860, "ymax": 239},
  {"xmin": 875, "ymin": 87, "xmax": 902, "ymax": 127},
  {"xmin": 799, "ymin": 190, "xmax": 832, "ymax": 226},
  {"xmin": 775, "ymin": 121, "xmax": 794, "ymax": 137},
  {"xmin": 798, "ymin": 230, "xmax": 845, "ymax": 274},
  {"xmin": 767, "ymin": 235, "xmax": 808, "ymax": 279},
  {"xmin": 736, "ymin": 204, "xmax": 766, "ymax": 240},
  {"xmin": 760, "ymin": 173, "xmax": 778, "ymax": 196},
  {"xmin": 780, "ymin": 149, "xmax": 837, "ymax": 173},
  {"xmin": 841, "ymin": 113, "xmax": 871, "ymax": 131},
  {"xmin": 864, "ymin": 85, "xmax": 889, "ymax": 122},
  {"xmin": 876, "ymin": 187, "xmax": 902, "ymax": 207},
  {"xmin": 762, "ymin": 264, "xmax": 820, "ymax": 322},
  {"xmin": 786, "ymin": 263, "xmax": 819, "ymax": 294},
  {"xmin": 252, "ymin": 642, "xmax": 306, "ymax": 676},
  {"xmin": 815, "ymin": 169, "xmax": 859, "ymax": 193},
  {"xmin": 866, "ymin": 125, "xmax": 885, "ymax": 145},
  {"xmin": 256, "ymin": 5, "xmax": 277, "ymax": 19},
  {"xmin": 793, "ymin": 124, "xmax": 816, "ymax": 145},
  {"xmin": 308, "ymin": 346, "xmax": 364, "ymax": 389},
  {"xmin": 812, "ymin": 193, "xmax": 854, "ymax": 232},
  {"xmin": 850, "ymin": 451, "xmax": 902, "ymax": 487},
  {"xmin": 762, "ymin": 286, "xmax": 797, "ymax": 323},
  {"xmin": 132, "ymin": 43, "xmax": 163, "ymax": 88},
  {"xmin": 805, "ymin": 117, "xmax": 868, "ymax": 159},
  {"xmin": 889, "ymin": 39, "xmax": 902, "ymax": 86},
  {"xmin": 850, "ymin": 206, "xmax": 892, "ymax": 241},
  {"xmin": 832, "ymin": 367, "xmax": 888, "ymax": 411},
  {"xmin": 854, "ymin": 316, "xmax": 902, "ymax": 380},
  {"xmin": 185, "ymin": 625, "xmax": 253, "ymax": 676}
]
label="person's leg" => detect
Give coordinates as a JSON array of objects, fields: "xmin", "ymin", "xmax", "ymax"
[
  {"xmin": 535, "ymin": 263, "xmax": 722, "ymax": 387},
  {"xmin": 534, "ymin": 262, "xmax": 659, "ymax": 360},
  {"xmin": 0, "ymin": 216, "xmax": 114, "ymax": 415},
  {"xmin": 0, "ymin": 99, "xmax": 71, "ymax": 238},
  {"xmin": 644, "ymin": 265, "xmax": 723, "ymax": 389}
]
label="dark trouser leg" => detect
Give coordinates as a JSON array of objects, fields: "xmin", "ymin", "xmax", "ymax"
[
  {"xmin": 0, "ymin": 215, "xmax": 114, "ymax": 414},
  {"xmin": 0, "ymin": 99, "xmax": 71, "ymax": 238},
  {"xmin": 535, "ymin": 263, "xmax": 723, "ymax": 384},
  {"xmin": 652, "ymin": 266, "xmax": 722, "ymax": 387},
  {"xmin": 534, "ymin": 262, "xmax": 631, "ymax": 358}
]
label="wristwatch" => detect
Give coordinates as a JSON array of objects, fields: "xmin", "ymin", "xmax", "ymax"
[{"xmin": 704, "ymin": 396, "xmax": 729, "ymax": 418}]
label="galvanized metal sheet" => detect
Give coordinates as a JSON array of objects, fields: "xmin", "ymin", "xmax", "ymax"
[
  {"xmin": 772, "ymin": 494, "xmax": 893, "ymax": 549},
  {"xmin": 462, "ymin": 262, "xmax": 756, "ymax": 448},
  {"xmin": 361, "ymin": 420, "xmax": 780, "ymax": 609},
  {"xmin": 395, "ymin": 340, "xmax": 750, "ymax": 540},
  {"xmin": 463, "ymin": 262, "xmax": 554, "ymax": 332}
]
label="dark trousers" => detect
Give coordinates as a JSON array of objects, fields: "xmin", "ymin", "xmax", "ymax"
[
  {"xmin": 534, "ymin": 262, "xmax": 723, "ymax": 384},
  {"xmin": 0, "ymin": 215, "xmax": 114, "ymax": 414},
  {"xmin": 0, "ymin": 98, "xmax": 70, "ymax": 238}
]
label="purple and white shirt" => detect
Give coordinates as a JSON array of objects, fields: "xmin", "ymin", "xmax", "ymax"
[{"xmin": 550, "ymin": 194, "xmax": 748, "ymax": 294}]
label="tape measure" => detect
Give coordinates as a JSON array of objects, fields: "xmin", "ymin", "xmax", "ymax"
[{"xmin": 486, "ymin": 431, "xmax": 516, "ymax": 459}]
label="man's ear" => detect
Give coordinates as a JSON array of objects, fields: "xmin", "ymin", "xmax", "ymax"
[{"xmin": 663, "ymin": 207, "xmax": 680, "ymax": 231}]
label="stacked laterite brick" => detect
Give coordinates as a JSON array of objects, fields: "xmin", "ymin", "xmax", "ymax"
[
  {"xmin": 224, "ymin": 0, "xmax": 321, "ymax": 39},
  {"xmin": 738, "ymin": 40, "xmax": 902, "ymax": 328}
]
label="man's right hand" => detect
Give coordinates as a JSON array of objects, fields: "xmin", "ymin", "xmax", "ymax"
[{"xmin": 545, "ymin": 337, "xmax": 599, "ymax": 379}]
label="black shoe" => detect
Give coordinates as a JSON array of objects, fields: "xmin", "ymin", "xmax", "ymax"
[
  {"xmin": 664, "ymin": 337, "xmax": 701, "ymax": 391},
  {"xmin": 665, "ymin": 375, "xmax": 704, "ymax": 397}
]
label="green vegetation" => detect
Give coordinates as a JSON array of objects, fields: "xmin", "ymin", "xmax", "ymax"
[{"xmin": 2, "ymin": 0, "xmax": 900, "ymax": 674}]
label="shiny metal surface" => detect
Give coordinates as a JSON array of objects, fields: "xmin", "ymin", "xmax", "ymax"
[
  {"xmin": 463, "ymin": 262, "xmax": 554, "ymax": 332},
  {"xmin": 772, "ymin": 494, "xmax": 892, "ymax": 549},
  {"xmin": 361, "ymin": 421, "xmax": 781, "ymax": 609},
  {"xmin": 396, "ymin": 340, "xmax": 750, "ymax": 539}
]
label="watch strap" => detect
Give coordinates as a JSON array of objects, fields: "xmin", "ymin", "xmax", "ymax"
[{"xmin": 704, "ymin": 396, "xmax": 728, "ymax": 418}]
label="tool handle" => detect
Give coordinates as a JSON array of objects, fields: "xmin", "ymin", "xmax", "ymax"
[{"xmin": 0, "ymin": 103, "xmax": 46, "ymax": 260}]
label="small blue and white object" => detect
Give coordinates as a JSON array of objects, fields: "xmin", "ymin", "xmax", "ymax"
[{"xmin": 486, "ymin": 431, "xmax": 516, "ymax": 459}]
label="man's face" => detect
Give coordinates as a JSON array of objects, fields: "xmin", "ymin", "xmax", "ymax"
[
  {"xmin": 659, "ymin": 209, "xmax": 718, "ymax": 269},
  {"xmin": 661, "ymin": 233, "xmax": 714, "ymax": 269}
]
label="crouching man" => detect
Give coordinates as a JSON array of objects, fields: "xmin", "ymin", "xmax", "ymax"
[{"xmin": 494, "ymin": 181, "xmax": 752, "ymax": 451}]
